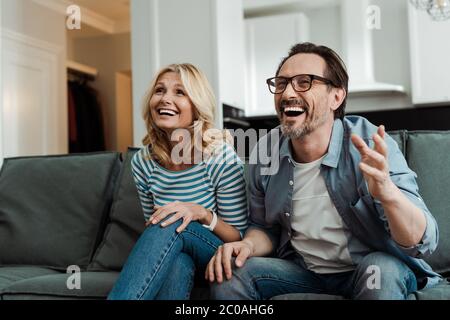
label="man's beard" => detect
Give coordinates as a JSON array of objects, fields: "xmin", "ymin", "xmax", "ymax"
[{"xmin": 279, "ymin": 104, "xmax": 328, "ymax": 139}]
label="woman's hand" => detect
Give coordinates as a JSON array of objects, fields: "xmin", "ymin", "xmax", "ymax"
[{"xmin": 146, "ymin": 201, "xmax": 211, "ymax": 233}]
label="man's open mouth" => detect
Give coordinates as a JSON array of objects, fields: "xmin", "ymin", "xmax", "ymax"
[
  {"xmin": 157, "ymin": 108, "xmax": 179, "ymax": 116},
  {"xmin": 281, "ymin": 106, "xmax": 307, "ymax": 117}
]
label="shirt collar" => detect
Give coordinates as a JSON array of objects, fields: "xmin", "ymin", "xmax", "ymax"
[
  {"xmin": 322, "ymin": 118, "xmax": 343, "ymax": 168},
  {"xmin": 278, "ymin": 118, "xmax": 344, "ymax": 168}
]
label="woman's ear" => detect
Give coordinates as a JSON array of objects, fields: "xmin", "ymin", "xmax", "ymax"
[{"xmin": 330, "ymin": 87, "xmax": 346, "ymax": 111}]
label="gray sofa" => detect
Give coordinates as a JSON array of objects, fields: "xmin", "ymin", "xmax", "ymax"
[{"xmin": 0, "ymin": 130, "xmax": 449, "ymax": 300}]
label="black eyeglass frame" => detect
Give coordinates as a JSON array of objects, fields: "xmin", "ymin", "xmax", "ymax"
[{"xmin": 266, "ymin": 74, "xmax": 336, "ymax": 94}]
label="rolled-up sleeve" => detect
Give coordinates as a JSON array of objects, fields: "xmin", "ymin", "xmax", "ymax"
[
  {"xmin": 393, "ymin": 191, "xmax": 439, "ymax": 258},
  {"xmin": 378, "ymin": 135, "xmax": 439, "ymax": 258}
]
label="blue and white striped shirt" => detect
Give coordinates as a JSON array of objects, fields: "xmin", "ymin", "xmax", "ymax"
[{"xmin": 131, "ymin": 143, "xmax": 248, "ymax": 233}]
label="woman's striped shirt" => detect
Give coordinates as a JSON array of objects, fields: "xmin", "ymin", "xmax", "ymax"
[{"xmin": 131, "ymin": 143, "xmax": 248, "ymax": 233}]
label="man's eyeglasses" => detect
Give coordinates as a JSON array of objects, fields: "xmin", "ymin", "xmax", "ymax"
[{"xmin": 266, "ymin": 74, "xmax": 335, "ymax": 94}]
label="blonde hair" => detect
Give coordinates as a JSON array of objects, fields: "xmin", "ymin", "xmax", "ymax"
[{"xmin": 141, "ymin": 63, "xmax": 233, "ymax": 167}]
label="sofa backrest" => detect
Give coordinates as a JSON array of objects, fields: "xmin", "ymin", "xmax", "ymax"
[
  {"xmin": 0, "ymin": 152, "xmax": 121, "ymax": 271},
  {"xmin": 387, "ymin": 130, "xmax": 406, "ymax": 155},
  {"xmin": 405, "ymin": 131, "xmax": 450, "ymax": 277},
  {"xmin": 88, "ymin": 148, "xmax": 145, "ymax": 271}
]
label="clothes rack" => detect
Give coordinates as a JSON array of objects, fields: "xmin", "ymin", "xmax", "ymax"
[{"xmin": 66, "ymin": 60, "xmax": 98, "ymax": 81}]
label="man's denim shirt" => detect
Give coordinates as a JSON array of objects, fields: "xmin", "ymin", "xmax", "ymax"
[{"xmin": 247, "ymin": 115, "xmax": 441, "ymax": 288}]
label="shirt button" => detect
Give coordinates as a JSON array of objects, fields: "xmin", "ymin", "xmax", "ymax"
[
  {"xmin": 289, "ymin": 180, "xmax": 294, "ymax": 186},
  {"xmin": 285, "ymin": 212, "xmax": 290, "ymax": 217}
]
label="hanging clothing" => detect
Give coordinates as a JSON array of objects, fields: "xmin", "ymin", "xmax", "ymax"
[
  {"xmin": 68, "ymin": 80, "xmax": 106, "ymax": 153},
  {"xmin": 68, "ymin": 83, "xmax": 78, "ymax": 144}
]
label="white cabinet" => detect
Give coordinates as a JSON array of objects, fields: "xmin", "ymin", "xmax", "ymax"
[
  {"xmin": 408, "ymin": 5, "xmax": 450, "ymax": 105},
  {"xmin": 216, "ymin": 0, "xmax": 247, "ymax": 112},
  {"xmin": 245, "ymin": 13, "xmax": 309, "ymax": 117}
]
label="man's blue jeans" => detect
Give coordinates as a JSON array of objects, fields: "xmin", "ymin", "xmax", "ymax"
[
  {"xmin": 108, "ymin": 219, "xmax": 223, "ymax": 300},
  {"xmin": 210, "ymin": 252, "xmax": 418, "ymax": 300}
]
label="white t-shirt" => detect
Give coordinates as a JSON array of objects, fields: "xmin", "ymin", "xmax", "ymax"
[{"xmin": 290, "ymin": 155, "xmax": 356, "ymax": 274}]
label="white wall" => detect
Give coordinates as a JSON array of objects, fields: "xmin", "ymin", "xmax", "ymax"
[
  {"xmin": 1, "ymin": 0, "xmax": 67, "ymax": 157},
  {"xmin": 70, "ymin": 32, "xmax": 131, "ymax": 150}
]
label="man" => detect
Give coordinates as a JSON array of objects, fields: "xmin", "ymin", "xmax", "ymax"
[{"xmin": 205, "ymin": 43, "xmax": 441, "ymax": 300}]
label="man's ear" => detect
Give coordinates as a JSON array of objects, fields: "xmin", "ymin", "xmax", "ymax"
[{"xmin": 330, "ymin": 87, "xmax": 346, "ymax": 111}]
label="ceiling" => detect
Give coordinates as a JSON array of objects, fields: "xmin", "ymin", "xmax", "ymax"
[
  {"xmin": 70, "ymin": 0, "xmax": 130, "ymax": 21},
  {"xmin": 64, "ymin": 0, "xmax": 130, "ymax": 38},
  {"xmin": 243, "ymin": 0, "xmax": 338, "ymax": 11}
]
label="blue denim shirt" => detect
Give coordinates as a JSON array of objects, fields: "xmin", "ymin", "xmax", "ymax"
[{"xmin": 247, "ymin": 115, "xmax": 441, "ymax": 288}]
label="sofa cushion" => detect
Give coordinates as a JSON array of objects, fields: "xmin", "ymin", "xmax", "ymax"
[
  {"xmin": 406, "ymin": 132, "xmax": 450, "ymax": 277},
  {"xmin": 0, "ymin": 152, "xmax": 121, "ymax": 271},
  {"xmin": 0, "ymin": 271, "xmax": 119, "ymax": 300},
  {"xmin": 0, "ymin": 266, "xmax": 60, "ymax": 292},
  {"xmin": 88, "ymin": 149, "xmax": 145, "ymax": 271}
]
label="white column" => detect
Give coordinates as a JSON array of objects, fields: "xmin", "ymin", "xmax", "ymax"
[
  {"xmin": 130, "ymin": 0, "xmax": 160, "ymax": 147},
  {"xmin": 341, "ymin": 0, "xmax": 375, "ymax": 86}
]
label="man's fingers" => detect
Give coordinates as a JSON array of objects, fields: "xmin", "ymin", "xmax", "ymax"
[
  {"xmin": 206, "ymin": 256, "xmax": 215, "ymax": 282},
  {"xmin": 214, "ymin": 246, "xmax": 224, "ymax": 283},
  {"xmin": 352, "ymin": 133, "xmax": 387, "ymax": 171},
  {"xmin": 351, "ymin": 134, "xmax": 370, "ymax": 155},
  {"xmin": 222, "ymin": 245, "xmax": 235, "ymax": 280},
  {"xmin": 362, "ymin": 147, "xmax": 386, "ymax": 169},
  {"xmin": 373, "ymin": 132, "xmax": 388, "ymax": 158},
  {"xmin": 359, "ymin": 162, "xmax": 386, "ymax": 182},
  {"xmin": 378, "ymin": 125, "xmax": 386, "ymax": 139},
  {"xmin": 235, "ymin": 247, "xmax": 250, "ymax": 268}
]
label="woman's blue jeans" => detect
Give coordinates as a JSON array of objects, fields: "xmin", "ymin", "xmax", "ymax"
[{"xmin": 107, "ymin": 218, "xmax": 223, "ymax": 300}]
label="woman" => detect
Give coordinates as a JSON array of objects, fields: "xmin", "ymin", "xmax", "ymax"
[{"xmin": 108, "ymin": 63, "xmax": 248, "ymax": 300}]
